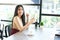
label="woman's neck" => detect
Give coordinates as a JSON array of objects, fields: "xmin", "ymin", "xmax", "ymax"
[{"xmin": 18, "ymin": 15, "xmax": 21, "ymax": 18}]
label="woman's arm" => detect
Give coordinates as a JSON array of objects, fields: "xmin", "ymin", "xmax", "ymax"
[{"xmin": 13, "ymin": 16, "xmax": 35, "ymax": 32}]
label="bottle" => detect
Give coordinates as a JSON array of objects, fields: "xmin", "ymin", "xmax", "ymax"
[{"xmin": 35, "ymin": 19, "xmax": 37, "ymax": 29}]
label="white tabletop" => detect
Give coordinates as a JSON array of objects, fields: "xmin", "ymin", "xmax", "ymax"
[{"xmin": 4, "ymin": 25, "xmax": 56, "ymax": 40}]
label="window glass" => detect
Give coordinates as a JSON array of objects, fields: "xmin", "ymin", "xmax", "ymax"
[
  {"xmin": 0, "ymin": 5, "xmax": 40, "ymax": 23},
  {"xmin": 41, "ymin": 16, "xmax": 60, "ymax": 28},
  {"xmin": 0, "ymin": 0, "xmax": 40, "ymax": 4},
  {"xmin": 42, "ymin": 0, "xmax": 60, "ymax": 14}
]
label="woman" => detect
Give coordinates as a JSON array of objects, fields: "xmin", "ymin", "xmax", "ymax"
[{"xmin": 10, "ymin": 5, "xmax": 35, "ymax": 35}]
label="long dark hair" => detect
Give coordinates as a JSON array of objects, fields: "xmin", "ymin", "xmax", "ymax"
[{"xmin": 12, "ymin": 5, "xmax": 25, "ymax": 26}]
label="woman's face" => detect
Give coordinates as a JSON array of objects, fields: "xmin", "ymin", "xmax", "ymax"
[{"xmin": 17, "ymin": 7, "xmax": 23, "ymax": 17}]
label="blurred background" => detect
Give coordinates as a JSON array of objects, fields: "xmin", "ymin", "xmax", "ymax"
[
  {"xmin": 0, "ymin": 0, "xmax": 60, "ymax": 29},
  {"xmin": 0, "ymin": 0, "xmax": 40, "ymax": 27},
  {"xmin": 0, "ymin": 0, "xmax": 60, "ymax": 28},
  {"xmin": 0, "ymin": 0, "xmax": 60, "ymax": 40}
]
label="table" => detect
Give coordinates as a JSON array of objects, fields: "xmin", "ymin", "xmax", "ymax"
[{"xmin": 4, "ymin": 25, "xmax": 56, "ymax": 40}]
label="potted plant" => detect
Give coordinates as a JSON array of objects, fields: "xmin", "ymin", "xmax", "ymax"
[{"xmin": 40, "ymin": 22, "xmax": 44, "ymax": 29}]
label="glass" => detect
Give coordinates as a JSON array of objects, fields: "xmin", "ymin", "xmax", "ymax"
[
  {"xmin": 23, "ymin": 5, "xmax": 40, "ymax": 23},
  {"xmin": 42, "ymin": 0, "xmax": 60, "ymax": 14},
  {"xmin": 0, "ymin": 0, "xmax": 40, "ymax": 4},
  {"xmin": 41, "ymin": 16, "xmax": 60, "ymax": 28},
  {"xmin": 0, "ymin": 5, "xmax": 40, "ymax": 23},
  {"xmin": 0, "ymin": 5, "xmax": 16, "ymax": 20}
]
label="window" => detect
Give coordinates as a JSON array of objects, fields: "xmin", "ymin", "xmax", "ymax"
[
  {"xmin": 0, "ymin": 0, "xmax": 40, "ymax": 25},
  {"xmin": 0, "ymin": 0, "xmax": 40, "ymax": 4},
  {"xmin": 42, "ymin": 0, "xmax": 59, "ymax": 14},
  {"xmin": 41, "ymin": 16, "xmax": 60, "ymax": 28},
  {"xmin": 41, "ymin": 0, "xmax": 60, "ymax": 28}
]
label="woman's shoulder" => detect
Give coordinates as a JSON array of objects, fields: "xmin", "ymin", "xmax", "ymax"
[
  {"xmin": 13, "ymin": 16, "xmax": 16, "ymax": 19},
  {"xmin": 13, "ymin": 16, "xmax": 18, "ymax": 20},
  {"xmin": 14, "ymin": 16, "xmax": 18, "ymax": 18},
  {"xmin": 14, "ymin": 16, "xmax": 21, "ymax": 20}
]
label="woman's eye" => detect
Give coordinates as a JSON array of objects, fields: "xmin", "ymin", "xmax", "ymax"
[
  {"xmin": 19, "ymin": 9, "xmax": 22, "ymax": 10},
  {"xmin": 18, "ymin": 9, "xmax": 20, "ymax": 10}
]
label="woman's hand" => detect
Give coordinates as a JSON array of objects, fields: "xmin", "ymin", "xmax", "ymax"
[{"xmin": 30, "ymin": 17, "xmax": 35, "ymax": 23}]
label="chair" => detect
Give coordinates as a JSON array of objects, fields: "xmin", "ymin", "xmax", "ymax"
[
  {"xmin": 0, "ymin": 30, "xmax": 3, "ymax": 40},
  {"xmin": 0, "ymin": 24, "xmax": 4, "ymax": 40},
  {"xmin": 5, "ymin": 24, "xmax": 12, "ymax": 37}
]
